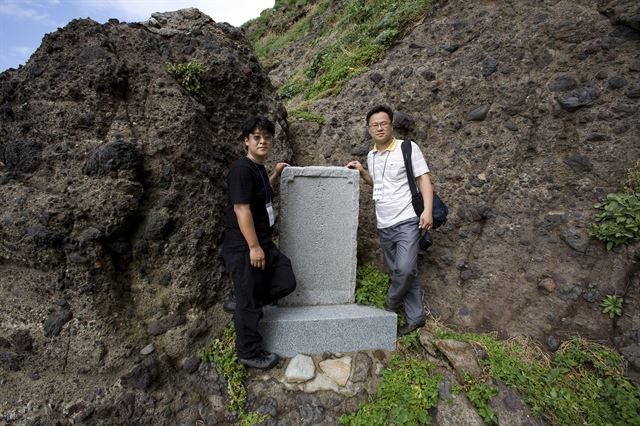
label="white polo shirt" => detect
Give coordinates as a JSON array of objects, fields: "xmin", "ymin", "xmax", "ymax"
[{"xmin": 366, "ymin": 138, "xmax": 429, "ymax": 229}]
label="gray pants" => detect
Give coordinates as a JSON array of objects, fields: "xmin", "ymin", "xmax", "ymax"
[{"xmin": 378, "ymin": 218, "xmax": 426, "ymax": 325}]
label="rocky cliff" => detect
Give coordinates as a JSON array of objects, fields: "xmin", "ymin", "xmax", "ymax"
[{"xmin": 1, "ymin": 0, "xmax": 639, "ymax": 424}]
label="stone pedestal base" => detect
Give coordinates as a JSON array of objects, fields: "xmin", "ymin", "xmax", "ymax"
[{"xmin": 259, "ymin": 304, "xmax": 397, "ymax": 357}]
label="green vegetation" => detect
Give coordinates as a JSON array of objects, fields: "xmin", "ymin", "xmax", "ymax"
[
  {"xmin": 354, "ymin": 264, "xmax": 389, "ymax": 308},
  {"xmin": 247, "ymin": 0, "xmax": 434, "ymax": 102},
  {"xmin": 200, "ymin": 264, "xmax": 638, "ymax": 425},
  {"xmin": 397, "ymin": 328, "xmax": 420, "ymax": 350},
  {"xmin": 166, "ymin": 61, "xmax": 205, "ymax": 96},
  {"xmin": 288, "ymin": 109, "xmax": 325, "ymax": 125},
  {"xmin": 201, "ymin": 316, "xmax": 638, "ymax": 425},
  {"xmin": 590, "ymin": 161, "xmax": 640, "ymax": 250},
  {"xmin": 591, "ymin": 192, "xmax": 640, "ymax": 250},
  {"xmin": 435, "ymin": 330, "xmax": 640, "ymax": 425},
  {"xmin": 591, "ymin": 161, "xmax": 640, "ymax": 250},
  {"xmin": 199, "ymin": 323, "xmax": 269, "ymax": 425},
  {"xmin": 623, "ymin": 160, "xmax": 640, "ymax": 193},
  {"xmin": 601, "ymin": 294, "xmax": 624, "ymax": 318},
  {"xmin": 457, "ymin": 373, "xmax": 498, "ymax": 425},
  {"xmin": 339, "ymin": 355, "xmax": 441, "ymax": 425}
]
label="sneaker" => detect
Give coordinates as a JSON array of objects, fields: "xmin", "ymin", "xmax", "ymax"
[
  {"xmin": 223, "ymin": 295, "xmax": 236, "ymax": 314},
  {"xmin": 398, "ymin": 320, "xmax": 426, "ymax": 336},
  {"xmin": 238, "ymin": 350, "xmax": 279, "ymax": 370}
]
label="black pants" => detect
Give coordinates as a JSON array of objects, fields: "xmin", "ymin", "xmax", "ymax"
[{"xmin": 222, "ymin": 246, "xmax": 296, "ymax": 358}]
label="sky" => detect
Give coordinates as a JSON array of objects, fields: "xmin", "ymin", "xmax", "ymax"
[{"xmin": 0, "ymin": 0, "xmax": 275, "ymax": 71}]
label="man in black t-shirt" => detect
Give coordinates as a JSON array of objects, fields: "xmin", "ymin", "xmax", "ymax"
[{"xmin": 222, "ymin": 116, "xmax": 296, "ymax": 370}]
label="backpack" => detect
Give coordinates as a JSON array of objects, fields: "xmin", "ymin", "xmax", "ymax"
[{"xmin": 400, "ymin": 139, "xmax": 448, "ymax": 229}]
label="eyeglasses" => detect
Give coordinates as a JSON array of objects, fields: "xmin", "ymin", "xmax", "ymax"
[
  {"xmin": 249, "ymin": 133, "xmax": 273, "ymax": 142},
  {"xmin": 368, "ymin": 121, "xmax": 391, "ymax": 129}
]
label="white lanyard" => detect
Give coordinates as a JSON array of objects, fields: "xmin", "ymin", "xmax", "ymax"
[
  {"xmin": 372, "ymin": 151, "xmax": 390, "ymax": 201},
  {"xmin": 254, "ymin": 163, "xmax": 276, "ymax": 227}
]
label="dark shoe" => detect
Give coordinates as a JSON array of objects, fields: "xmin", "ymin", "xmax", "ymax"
[
  {"xmin": 383, "ymin": 302, "xmax": 400, "ymax": 313},
  {"xmin": 223, "ymin": 295, "xmax": 236, "ymax": 314},
  {"xmin": 398, "ymin": 320, "xmax": 426, "ymax": 336},
  {"xmin": 238, "ymin": 350, "xmax": 279, "ymax": 370}
]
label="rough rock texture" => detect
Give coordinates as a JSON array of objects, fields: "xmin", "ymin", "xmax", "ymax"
[
  {"xmin": 1, "ymin": 0, "xmax": 640, "ymax": 424},
  {"xmin": 263, "ymin": 0, "xmax": 640, "ymax": 381},
  {"xmin": 0, "ymin": 8, "xmax": 290, "ymax": 424}
]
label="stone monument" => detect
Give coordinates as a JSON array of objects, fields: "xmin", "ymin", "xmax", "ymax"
[{"xmin": 259, "ymin": 166, "xmax": 397, "ymax": 356}]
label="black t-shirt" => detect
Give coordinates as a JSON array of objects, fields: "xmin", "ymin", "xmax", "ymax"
[{"xmin": 222, "ymin": 157, "xmax": 274, "ymax": 252}]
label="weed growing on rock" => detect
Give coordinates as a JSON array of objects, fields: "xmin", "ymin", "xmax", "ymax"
[
  {"xmin": 397, "ymin": 328, "xmax": 420, "ymax": 350},
  {"xmin": 623, "ymin": 160, "xmax": 640, "ymax": 193},
  {"xmin": 288, "ymin": 109, "xmax": 325, "ymax": 125},
  {"xmin": 166, "ymin": 61, "xmax": 205, "ymax": 96},
  {"xmin": 338, "ymin": 355, "xmax": 441, "ymax": 425},
  {"xmin": 590, "ymin": 192, "xmax": 640, "ymax": 250},
  {"xmin": 354, "ymin": 264, "xmax": 389, "ymax": 308},
  {"xmin": 456, "ymin": 373, "xmax": 498, "ymax": 425},
  {"xmin": 435, "ymin": 329, "xmax": 640, "ymax": 425},
  {"xmin": 601, "ymin": 294, "xmax": 624, "ymax": 318},
  {"xmin": 199, "ymin": 322, "xmax": 269, "ymax": 425},
  {"xmin": 591, "ymin": 161, "xmax": 640, "ymax": 250}
]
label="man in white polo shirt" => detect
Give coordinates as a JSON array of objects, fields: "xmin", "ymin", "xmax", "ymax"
[{"xmin": 347, "ymin": 105, "xmax": 433, "ymax": 335}]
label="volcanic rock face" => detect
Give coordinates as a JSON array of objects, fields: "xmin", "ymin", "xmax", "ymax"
[{"xmin": 0, "ymin": 8, "xmax": 290, "ymax": 421}]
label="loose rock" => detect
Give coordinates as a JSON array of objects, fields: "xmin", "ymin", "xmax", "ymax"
[{"xmin": 285, "ymin": 354, "xmax": 316, "ymax": 383}]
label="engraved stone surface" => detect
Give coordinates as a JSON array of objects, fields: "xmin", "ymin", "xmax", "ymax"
[{"xmin": 279, "ymin": 167, "xmax": 359, "ymax": 306}]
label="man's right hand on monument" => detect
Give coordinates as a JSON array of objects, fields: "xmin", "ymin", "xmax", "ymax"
[
  {"xmin": 250, "ymin": 245, "xmax": 266, "ymax": 270},
  {"xmin": 346, "ymin": 160, "xmax": 363, "ymax": 172},
  {"xmin": 346, "ymin": 161, "xmax": 373, "ymax": 186}
]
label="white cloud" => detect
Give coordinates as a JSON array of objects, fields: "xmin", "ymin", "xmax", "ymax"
[
  {"xmin": 14, "ymin": 45, "xmax": 34, "ymax": 55},
  {"xmin": 0, "ymin": 0, "xmax": 56, "ymax": 25},
  {"xmin": 93, "ymin": 0, "xmax": 273, "ymax": 26}
]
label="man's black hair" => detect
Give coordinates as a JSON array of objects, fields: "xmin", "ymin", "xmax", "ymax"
[
  {"xmin": 365, "ymin": 105, "xmax": 394, "ymax": 125},
  {"xmin": 242, "ymin": 116, "xmax": 275, "ymax": 138}
]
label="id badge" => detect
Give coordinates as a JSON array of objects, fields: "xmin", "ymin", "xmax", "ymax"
[
  {"xmin": 266, "ymin": 202, "xmax": 275, "ymax": 227},
  {"xmin": 373, "ymin": 183, "xmax": 383, "ymax": 201}
]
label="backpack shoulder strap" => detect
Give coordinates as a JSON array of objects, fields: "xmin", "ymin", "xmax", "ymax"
[{"xmin": 401, "ymin": 139, "xmax": 419, "ymax": 197}]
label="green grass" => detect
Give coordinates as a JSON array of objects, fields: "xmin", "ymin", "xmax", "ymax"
[{"xmin": 246, "ymin": 0, "xmax": 434, "ymax": 102}]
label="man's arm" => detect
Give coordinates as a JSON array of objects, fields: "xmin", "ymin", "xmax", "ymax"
[
  {"xmin": 346, "ymin": 160, "xmax": 373, "ymax": 186},
  {"xmin": 233, "ymin": 204, "xmax": 266, "ymax": 270},
  {"xmin": 269, "ymin": 162, "xmax": 289, "ymax": 188},
  {"xmin": 417, "ymin": 173, "xmax": 433, "ymax": 230}
]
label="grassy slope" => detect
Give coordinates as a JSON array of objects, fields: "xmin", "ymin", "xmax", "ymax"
[{"xmin": 244, "ymin": 0, "xmax": 433, "ymax": 107}]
